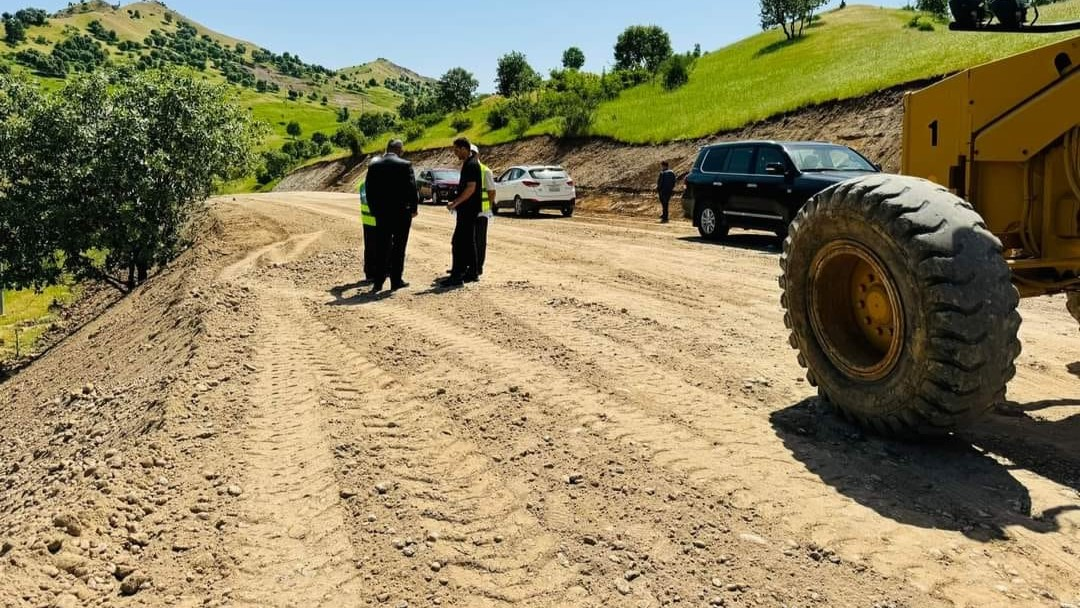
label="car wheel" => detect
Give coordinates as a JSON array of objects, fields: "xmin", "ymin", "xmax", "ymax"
[
  {"xmin": 514, "ymin": 196, "xmax": 525, "ymax": 218},
  {"xmin": 561, "ymin": 205, "xmax": 574, "ymax": 218},
  {"xmin": 697, "ymin": 203, "xmax": 728, "ymax": 241}
]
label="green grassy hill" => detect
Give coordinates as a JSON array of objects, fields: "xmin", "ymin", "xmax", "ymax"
[
  {"xmin": 396, "ymin": 1, "xmax": 1080, "ymax": 150},
  {"xmin": 0, "ymin": 1, "xmax": 430, "ymax": 149},
  {"xmin": 590, "ymin": 2, "xmax": 1080, "ymax": 143}
]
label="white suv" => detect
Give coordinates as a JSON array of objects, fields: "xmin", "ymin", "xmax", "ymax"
[{"xmin": 493, "ymin": 165, "xmax": 577, "ymax": 217}]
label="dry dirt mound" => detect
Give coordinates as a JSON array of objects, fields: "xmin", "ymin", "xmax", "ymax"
[{"xmin": 277, "ymin": 82, "xmax": 919, "ymax": 217}]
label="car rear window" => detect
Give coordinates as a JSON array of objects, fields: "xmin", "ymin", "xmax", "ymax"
[
  {"xmin": 529, "ymin": 168, "xmax": 568, "ymax": 179},
  {"xmin": 700, "ymin": 148, "xmax": 729, "ymax": 173}
]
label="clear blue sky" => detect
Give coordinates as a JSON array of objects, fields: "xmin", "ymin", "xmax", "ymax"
[{"xmin": 9, "ymin": 1, "xmax": 908, "ymax": 92}]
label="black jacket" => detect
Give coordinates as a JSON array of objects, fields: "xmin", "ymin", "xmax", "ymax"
[
  {"xmin": 365, "ymin": 153, "xmax": 419, "ymax": 220},
  {"xmin": 657, "ymin": 169, "xmax": 677, "ymax": 196}
]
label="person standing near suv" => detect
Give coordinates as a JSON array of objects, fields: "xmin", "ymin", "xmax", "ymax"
[
  {"xmin": 442, "ymin": 137, "xmax": 482, "ymax": 287},
  {"xmin": 657, "ymin": 161, "xmax": 677, "ymax": 223}
]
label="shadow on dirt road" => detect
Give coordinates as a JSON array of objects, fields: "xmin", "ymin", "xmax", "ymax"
[
  {"xmin": 771, "ymin": 397, "xmax": 1079, "ymax": 543},
  {"xmin": 678, "ymin": 233, "xmax": 783, "ymax": 254}
]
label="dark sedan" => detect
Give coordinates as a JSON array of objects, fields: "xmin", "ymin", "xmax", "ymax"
[{"xmin": 416, "ymin": 168, "xmax": 460, "ymax": 204}]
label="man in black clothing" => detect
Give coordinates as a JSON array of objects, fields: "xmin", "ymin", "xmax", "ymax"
[
  {"xmin": 365, "ymin": 139, "xmax": 419, "ymax": 294},
  {"xmin": 441, "ymin": 137, "xmax": 482, "ymax": 287},
  {"xmin": 657, "ymin": 161, "xmax": 677, "ymax": 223}
]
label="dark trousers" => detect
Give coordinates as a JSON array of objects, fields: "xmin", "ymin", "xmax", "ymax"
[
  {"xmin": 451, "ymin": 212, "xmax": 478, "ymax": 278},
  {"xmin": 475, "ymin": 216, "xmax": 489, "ymax": 276},
  {"xmin": 374, "ymin": 215, "xmax": 412, "ymax": 285},
  {"xmin": 659, "ymin": 193, "xmax": 673, "ymax": 220},
  {"xmin": 362, "ymin": 224, "xmax": 378, "ymax": 280}
]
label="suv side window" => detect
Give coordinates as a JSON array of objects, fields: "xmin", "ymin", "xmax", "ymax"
[
  {"xmin": 724, "ymin": 147, "xmax": 755, "ymax": 174},
  {"xmin": 700, "ymin": 148, "xmax": 729, "ymax": 173},
  {"xmin": 754, "ymin": 147, "xmax": 788, "ymax": 175}
]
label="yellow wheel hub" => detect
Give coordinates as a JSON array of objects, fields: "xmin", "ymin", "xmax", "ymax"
[{"xmin": 809, "ymin": 241, "xmax": 904, "ymax": 381}]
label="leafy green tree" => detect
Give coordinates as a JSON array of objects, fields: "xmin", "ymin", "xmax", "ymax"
[
  {"xmin": 398, "ymin": 96, "xmax": 417, "ymax": 120},
  {"xmin": 562, "ymin": 46, "xmax": 586, "ymax": 70},
  {"xmin": 915, "ymin": 0, "xmax": 948, "ymax": 17},
  {"xmin": 331, "ymin": 125, "xmax": 365, "ymax": 158},
  {"xmin": 311, "ymin": 131, "xmax": 328, "ymax": 145},
  {"xmin": 355, "ymin": 111, "xmax": 396, "ymax": 137},
  {"xmin": 0, "ymin": 70, "xmax": 264, "ymax": 290},
  {"xmin": 496, "ymin": 51, "xmax": 541, "ymax": 97},
  {"xmin": 15, "ymin": 8, "xmax": 48, "ymax": 27},
  {"xmin": 437, "ymin": 67, "xmax": 478, "ymax": 112},
  {"xmin": 759, "ymin": 0, "xmax": 826, "ymax": 40},
  {"xmin": 614, "ymin": 25, "xmax": 673, "ymax": 72},
  {"xmin": 3, "ymin": 13, "xmax": 27, "ymax": 45},
  {"xmin": 661, "ymin": 53, "xmax": 694, "ymax": 90},
  {"xmin": 286, "ymin": 121, "xmax": 302, "ymax": 138}
]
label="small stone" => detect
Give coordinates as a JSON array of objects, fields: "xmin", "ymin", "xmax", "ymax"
[
  {"xmin": 366, "ymin": 514, "xmax": 377, "ymax": 523},
  {"xmin": 711, "ymin": 578, "xmax": 723, "ymax": 588},
  {"xmin": 340, "ymin": 489, "xmax": 358, "ymax": 499},
  {"xmin": 392, "ymin": 539, "xmax": 406, "ymax": 550},
  {"xmin": 425, "ymin": 531, "xmax": 439, "ymax": 543},
  {"xmin": 739, "ymin": 533, "xmax": 768, "ymax": 546},
  {"xmin": 46, "ymin": 538, "xmax": 63, "ymax": 554},
  {"xmin": 107, "ymin": 457, "xmax": 124, "ymax": 469},
  {"xmin": 709, "ymin": 598, "xmax": 726, "ymax": 607},
  {"xmin": 52, "ymin": 514, "xmax": 83, "ymax": 538},
  {"xmin": 172, "ymin": 540, "xmax": 194, "ymax": 552},
  {"xmin": 376, "ymin": 592, "xmax": 390, "ymax": 603},
  {"xmin": 430, "ymin": 562, "xmax": 442, "ymax": 572},
  {"xmin": 53, "ymin": 593, "xmax": 80, "ymax": 608},
  {"xmin": 119, "ymin": 571, "xmax": 151, "ymax": 596},
  {"xmin": 395, "ymin": 602, "xmax": 409, "ymax": 608},
  {"xmin": 42, "ymin": 565, "xmax": 60, "ymax": 578},
  {"xmin": 0, "ymin": 540, "xmax": 12, "ymax": 556},
  {"xmin": 582, "ymin": 536, "xmax": 598, "ymax": 546},
  {"xmin": 615, "ymin": 579, "xmax": 632, "ymax": 595},
  {"xmin": 113, "ymin": 564, "xmax": 137, "ymax": 581},
  {"xmin": 567, "ymin": 474, "xmax": 585, "ymax": 485},
  {"xmin": 402, "ymin": 546, "xmax": 416, "ymax": 558},
  {"xmin": 624, "ymin": 570, "xmax": 640, "ymax": 581},
  {"xmin": 226, "ymin": 486, "xmax": 242, "ymax": 497},
  {"xmin": 692, "ymin": 539, "xmax": 707, "ymax": 549},
  {"xmin": 374, "ymin": 482, "xmax": 392, "ymax": 495}
]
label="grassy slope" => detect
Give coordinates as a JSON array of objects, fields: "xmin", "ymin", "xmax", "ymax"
[
  {"xmin": 0, "ymin": 285, "xmax": 74, "ymax": 360},
  {"xmin": 0, "ymin": 2, "xmax": 422, "ymax": 150},
  {"xmin": 591, "ymin": 2, "xmax": 1080, "ymax": 143}
]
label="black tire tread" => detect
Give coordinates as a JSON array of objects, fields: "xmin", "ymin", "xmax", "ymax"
[{"xmin": 780, "ymin": 174, "xmax": 1022, "ymax": 437}]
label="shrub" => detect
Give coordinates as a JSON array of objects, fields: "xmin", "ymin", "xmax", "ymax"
[
  {"xmin": 403, "ymin": 121, "xmax": 425, "ymax": 142},
  {"xmin": 450, "ymin": 115, "xmax": 473, "ymax": 133},
  {"xmin": 661, "ymin": 54, "xmax": 693, "ymax": 91}
]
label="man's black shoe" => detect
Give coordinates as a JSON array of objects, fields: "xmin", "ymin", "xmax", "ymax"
[
  {"xmin": 463, "ymin": 275, "xmax": 479, "ymax": 284},
  {"xmin": 368, "ymin": 283, "xmax": 385, "ymax": 295},
  {"xmin": 439, "ymin": 276, "xmax": 465, "ymax": 287},
  {"xmin": 358, "ymin": 278, "xmax": 374, "ymax": 286},
  {"xmin": 391, "ymin": 282, "xmax": 410, "ymax": 292}
]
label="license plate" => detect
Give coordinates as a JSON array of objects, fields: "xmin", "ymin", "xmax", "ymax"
[{"xmin": 547, "ymin": 185, "xmax": 561, "ymax": 192}]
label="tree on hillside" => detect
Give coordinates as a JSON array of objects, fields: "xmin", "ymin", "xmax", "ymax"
[
  {"xmin": 0, "ymin": 70, "xmax": 264, "ymax": 290},
  {"xmin": 496, "ymin": 51, "xmax": 541, "ymax": 98},
  {"xmin": 915, "ymin": 0, "xmax": 949, "ymax": 17},
  {"xmin": 759, "ymin": 0, "xmax": 826, "ymax": 40},
  {"xmin": 562, "ymin": 46, "xmax": 586, "ymax": 70},
  {"xmin": 437, "ymin": 67, "xmax": 478, "ymax": 112},
  {"xmin": 614, "ymin": 25, "xmax": 673, "ymax": 73},
  {"xmin": 3, "ymin": 13, "xmax": 27, "ymax": 45},
  {"xmin": 286, "ymin": 121, "xmax": 302, "ymax": 138},
  {"xmin": 15, "ymin": 8, "xmax": 48, "ymax": 27}
]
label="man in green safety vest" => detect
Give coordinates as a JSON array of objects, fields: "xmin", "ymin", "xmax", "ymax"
[
  {"xmin": 472, "ymin": 144, "xmax": 496, "ymax": 277},
  {"xmin": 358, "ymin": 176, "xmax": 378, "ymax": 285}
]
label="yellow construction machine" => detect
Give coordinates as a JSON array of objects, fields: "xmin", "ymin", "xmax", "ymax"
[{"xmin": 780, "ymin": 0, "xmax": 1080, "ymax": 436}]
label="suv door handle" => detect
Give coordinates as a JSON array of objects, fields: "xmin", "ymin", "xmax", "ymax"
[
  {"xmin": 746, "ymin": 183, "xmax": 758, "ymax": 189},
  {"xmin": 712, "ymin": 181, "xmax": 723, "ymax": 186}
]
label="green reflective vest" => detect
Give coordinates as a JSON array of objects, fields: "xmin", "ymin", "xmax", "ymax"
[
  {"xmin": 479, "ymin": 161, "xmax": 492, "ymax": 214},
  {"xmin": 359, "ymin": 180, "xmax": 376, "ymax": 227}
]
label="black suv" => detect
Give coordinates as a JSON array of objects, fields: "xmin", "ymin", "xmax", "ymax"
[{"xmin": 682, "ymin": 141, "xmax": 880, "ymax": 240}]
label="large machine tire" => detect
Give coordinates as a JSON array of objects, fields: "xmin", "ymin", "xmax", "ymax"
[
  {"xmin": 1068, "ymin": 292, "xmax": 1080, "ymax": 332},
  {"xmin": 780, "ymin": 175, "xmax": 1022, "ymax": 436}
]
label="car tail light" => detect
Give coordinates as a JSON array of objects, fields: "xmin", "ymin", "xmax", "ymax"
[
  {"xmin": 522, "ymin": 180, "xmax": 541, "ymax": 187},
  {"xmin": 566, "ymin": 180, "xmax": 574, "ymax": 186}
]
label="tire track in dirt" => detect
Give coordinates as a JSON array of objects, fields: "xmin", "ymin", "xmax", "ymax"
[
  {"xmin": 258, "ymin": 298, "xmax": 582, "ymax": 607},
  {"xmin": 350, "ymin": 291, "xmax": 1079, "ymax": 607},
  {"xmin": 228, "ymin": 302, "xmax": 365, "ymax": 607}
]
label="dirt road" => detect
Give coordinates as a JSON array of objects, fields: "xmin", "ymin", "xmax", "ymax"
[{"xmin": 1, "ymin": 193, "xmax": 1077, "ymax": 608}]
